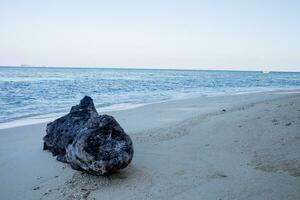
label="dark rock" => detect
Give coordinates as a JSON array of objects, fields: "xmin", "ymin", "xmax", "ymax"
[
  {"xmin": 285, "ymin": 122, "xmax": 292, "ymax": 126},
  {"xmin": 43, "ymin": 96, "xmax": 133, "ymax": 175},
  {"xmin": 33, "ymin": 186, "xmax": 40, "ymax": 191},
  {"xmin": 217, "ymin": 173, "xmax": 227, "ymax": 178}
]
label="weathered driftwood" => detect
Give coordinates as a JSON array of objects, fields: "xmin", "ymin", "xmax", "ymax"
[{"xmin": 43, "ymin": 96, "xmax": 133, "ymax": 175}]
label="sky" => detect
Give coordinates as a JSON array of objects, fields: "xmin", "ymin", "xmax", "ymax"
[{"xmin": 0, "ymin": 0, "xmax": 299, "ymax": 71}]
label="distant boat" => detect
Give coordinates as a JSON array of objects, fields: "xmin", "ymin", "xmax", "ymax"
[
  {"xmin": 20, "ymin": 64, "xmax": 47, "ymax": 68},
  {"xmin": 262, "ymin": 71, "xmax": 270, "ymax": 74},
  {"xmin": 20, "ymin": 64, "xmax": 31, "ymax": 67}
]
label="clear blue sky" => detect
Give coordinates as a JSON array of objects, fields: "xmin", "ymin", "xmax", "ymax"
[{"xmin": 0, "ymin": 0, "xmax": 299, "ymax": 71}]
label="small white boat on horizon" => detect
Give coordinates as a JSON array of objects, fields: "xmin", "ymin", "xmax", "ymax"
[{"xmin": 262, "ymin": 71, "xmax": 270, "ymax": 74}]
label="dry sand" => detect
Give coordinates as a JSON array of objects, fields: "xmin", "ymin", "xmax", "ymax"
[{"xmin": 0, "ymin": 91, "xmax": 300, "ymax": 200}]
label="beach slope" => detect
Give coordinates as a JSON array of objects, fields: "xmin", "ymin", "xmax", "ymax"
[{"xmin": 0, "ymin": 91, "xmax": 299, "ymax": 200}]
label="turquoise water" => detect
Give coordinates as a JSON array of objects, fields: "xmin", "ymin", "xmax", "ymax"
[{"xmin": 0, "ymin": 66, "xmax": 300, "ymax": 123}]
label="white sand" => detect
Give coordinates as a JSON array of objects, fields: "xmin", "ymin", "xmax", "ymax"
[{"xmin": 0, "ymin": 91, "xmax": 300, "ymax": 200}]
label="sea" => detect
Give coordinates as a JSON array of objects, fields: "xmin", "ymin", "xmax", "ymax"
[{"xmin": 0, "ymin": 66, "xmax": 300, "ymax": 126}]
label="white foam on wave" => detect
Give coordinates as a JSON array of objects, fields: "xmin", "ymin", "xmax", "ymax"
[
  {"xmin": 0, "ymin": 113, "xmax": 61, "ymax": 129},
  {"xmin": 0, "ymin": 102, "xmax": 150, "ymax": 130},
  {"xmin": 1, "ymin": 88, "xmax": 299, "ymax": 130}
]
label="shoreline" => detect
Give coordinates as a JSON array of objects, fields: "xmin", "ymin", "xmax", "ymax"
[{"xmin": 1, "ymin": 88, "xmax": 300, "ymax": 130}]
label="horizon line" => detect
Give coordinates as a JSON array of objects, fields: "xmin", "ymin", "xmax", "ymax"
[{"xmin": 0, "ymin": 65, "xmax": 299, "ymax": 73}]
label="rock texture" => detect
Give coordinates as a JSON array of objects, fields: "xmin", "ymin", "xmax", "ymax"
[{"xmin": 43, "ymin": 96, "xmax": 133, "ymax": 175}]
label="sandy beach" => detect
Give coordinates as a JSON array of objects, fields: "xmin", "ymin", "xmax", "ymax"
[{"xmin": 0, "ymin": 90, "xmax": 300, "ymax": 200}]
